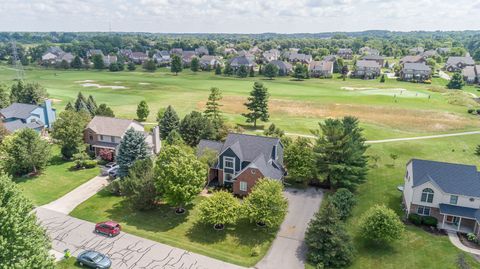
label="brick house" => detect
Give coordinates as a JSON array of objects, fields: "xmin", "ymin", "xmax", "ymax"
[
  {"xmin": 197, "ymin": 133, "xmax": 286, "ymax": 195},
  {"xmin": 403, "ymin": 159, "xmax": 480, "ymax": 236}
]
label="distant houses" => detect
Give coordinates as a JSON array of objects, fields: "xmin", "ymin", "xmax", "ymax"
[
  {"xmin": 40, "ymin": 46, "xmax": 74, "ymax": 65},
  {"xmin": 200, "ymin": 55, "xmax": 223, "ymax": 70},
  {"xmin": 269, "ymin": 60, "xmax": 293, "ymax": 76},
  {"xmin": 400, "ymin": 55, "xmax": 426, "ymax": 65},
  {"xmin": 286, "ymin": 52, "xmax": 312, "ymax": 64},
  {"xmin": 400, "ymin": 63, "xmax": 432, "ymax": 82},
  {"xmin": 409, "ymin": 47, "xmax": 424, "ymax": 55},
  {"xmin": 230, "ymin": 56, "xmax": 256, "ymax": 71},
  {"xmin": 359, "ymin": 47, "xmax": 380, "ymax": 56},
  {"xmin": 336, "ymin": 48, "xmax": 353, "ymax": 59},
  {"xmin": 462, "ymin": 65, "xmax": 480, "ymax": 84},
  {"xmin": 0, "ymin": 100, "xmax": 56, "ymax": 134},
  {"xmin": 153, "ymin": 50, "xmax": 171, "ymax": 65},
  {"xmin": 352, "ymin": 60, "xmax": 381, "ymax": 79},
  {"xmin": 308, "ymin": 61, "xmax": 333, "ymax": 78},
  {"xmin": 361, "ymin": 55, "xmax": 385, "ymax": 67},
  {"xmin": 129, "ymin": 52, "xmax": 149, "ymax": 64},
  {"xmin": 444, "ymin": 56, "xmax": 475, "ymax": 72},
  {"xmin": 262, "ymin": 49, "xmax": 281, "ymax": 62}
]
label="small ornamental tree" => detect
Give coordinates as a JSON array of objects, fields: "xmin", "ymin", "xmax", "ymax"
[
  {"xmin": 0, "ymin": 174, "xmax": 55, "ymax": 268},
  {"xmin": 242, "ymin": 178, "xmax": 288, "ymax": 227},
  {"xmin": 329, "ymin": 188, "xmax": 356, "ymax": 221},
  {"xmin": 159, "ymin": 105, "xmax": 180, "ymax": 139},
  {"xmin": 116, "ymin": 128, "xmax": 150, "ymax": 178},
  {"xmin": 154, "ymin": 145, "xmax": 206, "ymax": 213},
  {"xmin": 171, "ymin": 54, "xmax": 183, "ymax": 75},
  {"xmin": 263, "ymin": 63, "xmax": 279, "ymax": 79},
  {"xmin": 191, "ymin": 57, "xmax": 200, "ymax": 72},
  {"xmin": 305, "ymin": 201, "xmax": 354, "ymax": 268},
  {"xmin": 447, "ymin": 72, "xmax": 465, "ymax": 90},
  {"xmin": 1, "ymin": 128, "xmax": 51, "ymax": 175},
  {"xmin": 284, "ymin": 137, "xmax": 316, "ymax": 183},
  {"xmin": 51, "ymin": 110, "xmax": 91, "ymax": 159},
  {"xmin": 136, "ymin": 100, "xmax": 150, "ymax": 121},
  {"xmin": 242, "ymin": 82, "xmax": 270, "ymax": 128},
  {"xmin": 99, "ymin": 148, "xmax": 114, "ymax": 162},
  {"xmin": 198, "ymin": 190, "xmax": 240, "ymax": 229},
  {"xmin": 359, "ymin": 204, "xmax": 404, "ymax": 244},
  {"xmin": 119, "ymin": 158, "xmax": 158, "ymax": 211}
]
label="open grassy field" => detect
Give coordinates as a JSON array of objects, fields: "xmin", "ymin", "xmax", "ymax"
[
  {"xmin": 15, "ymin": 146, "xmax": 99, "ymax": 206},
  {"xmin": 1, "ymin": 64, "xmax": 480, "ymax": 140},
  {"xmin": 344, "ymin": 135, "xmax": 480, "ymax": 269},
  {"xmin": 70, "ymin": 192, "xmax": 277, "ymax": 267}
]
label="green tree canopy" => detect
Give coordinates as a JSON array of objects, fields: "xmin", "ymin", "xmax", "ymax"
[
  {"xmin": 86, "ymin": 95, "xmax": 97, "ymax": 116},
  {"xmin": 1, "ymin": 128, "xmax": 51, "ymax": 175},
  {"xmin": 143, "ymin": 59, "xmax": 157, "ymax": 72},
  {"xmin": 95, "ymin": 103, "xmax": 115, "ymax": 117},
  {"xmin": 0, "ymin": 83, "xmax": 10, "ymax": 109},
  {"xmin": 10, "ymin": 81, "xmax": 48, "ymax": 105},
  {"xmin": 242, "ymin": 178, "xmax": 287, "ymax": 227},
  {"xmin": 0, "ymin": 174, "xmax": 55, "ymax": 268},
  {"xmin": 52, "ymin": 110, "xmax": 91, "ymax": 159},
  {"xmin": 171, "ymin": 54, "xmax": 183, "ymax": 75},
  {"xmin": 329, "ymin": 188, "xmax": 356, "ymax": 221},
  {"xmin": 74, "ymin": 92, "xmax": 88, "ymax": 113},
  {"xmin": 215, "ymin": 64, "xmax": 222, "ymax": 75},
  {"xmin": 159, "ymin": 105, "xmax": 180, "ymax": 139},
  {"xmin": 127, "ymin": 62, "xmax": 136, "ymax": 71},
  {"xmin": 136, "ymin": 100, "xmax": 150, "ymax": 121},
  {"xmin": 119, "ymin": 158, "xmax": 158, "ymax": 211},
  {"xmin": 179, "ymin": 111, "xmax": 215, "ymax": 147},
  {"xmin": 190, "ymin": 57, "xmax": 200, "ymax": 72},
  {"xmin": 92, "ymin": 54, "xmax": 104, "ymax": 69},
  {"xmin": 71, "ymin": 56, "xmax": 83, "ymax": 69},
  {"xmin": 154, "ymin": 145, "xmax": 206, "ymax": 212},
  {"xmin": 447, "ymin": 72, "xmax": 465, "ymax": 90},
  {"xmin": 359, "ymin": 204, "xmax": 404, "ymax": 244},
  {"xmin": 116, "ymin": 128, "xmax": 150, "ymax": 178},
  {"xmin": 242, "ymin": 82, "xmax": 269, "ymax": 127},
  {"xmin": 198, "ymin": 190, "xmax": 240, "ymax": 228},
  {"xmin": 284, "ymin": 137, "xmax": 316, "ymax": 182},
  {"xmin": 293, "ymin": 63, "xmax": 308, "ymax": 80},
  {"xmin": 237, "ymin": 65, "xmax": 248, "ymax": 78},
  {"xmin": 263, "ymin": 63, "xmax": 279, "ymax": 79}
]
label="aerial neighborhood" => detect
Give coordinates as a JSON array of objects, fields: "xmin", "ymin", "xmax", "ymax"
[{"xmin": 2, "ymin": 28, "xmax": 480, "ymax": 269}]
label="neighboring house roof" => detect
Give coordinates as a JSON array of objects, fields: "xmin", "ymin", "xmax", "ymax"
[
  {"xmin": 86, "ymin": 116, "xmax": 142, "ymax": 137},
  {"xmin": 270, "ymin": 60, "xmax": 292, "ymax": 72},
  {"xmin": 462, "ymin": 66, "xmax": 476, "ymax": 79},
  {"xmin": 361, "ymin": 55, "xmax": 385, "ymax": 61},
  {"xmin": 400, "ymin": 55, "xmax": 425, "ymax": 64},
  {"xmin": 356, "ymin": 60, "xmax": 380, "ymax": 68},
  {"xmin": 439, "ymin": 204, "xmax": 480, "ymax": 221},
  {"xmin": 409, "ymin": 47, "xmax": 424, "ymax": 54},
  {"xmin": 195, "ymin": 46, "xmax": 209, "ymax": 55},
  {"xmin": 337, "ymin": 48, "xmax": 352, "ymax": 54},
  {"xmin": 446, "ymin": 56, "xmax": 475, "ymax": 66},
  {"xmin": 131, "ymin": 52, "xmax": 148, "ymax": 58},
  {"xmin": 230, "ymin": 56, "xmax": 255, "ymax": 67},
  {"xmin": 360, "ymin": 47, "xmax": 380, "ymax": 55},
  {"xmin": 0, "ymin": 103, "xmax": 39, "ymax": 119},
  {"xmin": 3, "ymin": 119, "xmax": 44, "ymax": 133},
  {"xmin": 308, "ymin": 60, "xmax": 333, "ymax": 72},
  {"xmin": 47, "ymin": 46, "xmax": 64, "ymax": 55},
  {"xmin": 421, "ymin": 50, "xmax": 438, "ymax": 57},
  {"xmin": 197, "ymin": 139, "xmax": 224, "ymax": 156},
  {"xmin": 323, "ymin": 55, "xmax": 337, "ymax": 62},
  {"xmin": 409, "ymin": 159, "xmax": 480, "ymax": 197},
  {"xmin": 403, "ymin": 62, "xmax": 431, "ymax": 72},
  {"xmin": 288, "ymin": 53, "xmax": 312, "ymax": 62}
]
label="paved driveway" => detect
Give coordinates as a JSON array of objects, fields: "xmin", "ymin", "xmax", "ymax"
[
  {"xmin": 42, "ymin": 175, "xmax": 109, "ymax": 214},
  {"xmin": 36, "ymin": 207, "xmax": 246, "ymax": 269},
  {"xmin": 256, "ymin": 188, "xmax": 323, "ymax": 269}
]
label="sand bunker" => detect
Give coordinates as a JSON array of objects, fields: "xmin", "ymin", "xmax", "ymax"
[
  {"xmin": 139, "ymin": 82, "xmax": 150, "ymax": 85},
  {"xmin": 341, "ymin": 87, "xmax": 428, "ymax": 98},
  {"xmin": 80, "ymin": 83, "xmax": 127, "ymax": 89},
  {"xmin": 74, "ymin": 80, "xmax": 95, "ymax": 83}
]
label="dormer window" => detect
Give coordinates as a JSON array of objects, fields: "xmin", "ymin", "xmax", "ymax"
[{"xmin": 224, "ymin": 157, "xmax": 235, "ymax": 170}]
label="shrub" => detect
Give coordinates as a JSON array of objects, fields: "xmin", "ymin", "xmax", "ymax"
[
  {"xmin": 467, "ymin": 108, "xmax": 475, "ymax": 114},
  {"xmin": 99, "ymin": 148, "xmax": 114, "ymax": 162},
  {"xmin": 84, "ymin": 160, "xmax": 97, "ymax": 169},
  {"xmin": 250, "ymin": 245, "xmax": 261, "ymax": 257},
  {"xmin": 421, "ymin": 216, "xmax": 438, "ymax": 227},
  {"xmin": 198, "ymin": 190, "xmax": 240, "ymax": 227},
  {"xmin": 408, "ymin": 213, "xmax": 422, "ymax": 225},
  {"xmin": 476, "ymin": 109, "xmax": 480, "ymax": 115},
  {"xmin": 329, "ymin": 188, "xmax": 356, "ymax": 221},
  {"xmin": 467, "ymin": 233, "xmax": 477, "ymax": 242},
  {"xmin": 360, "ymin": 204, "xmax": 404, "ymax": 243}
]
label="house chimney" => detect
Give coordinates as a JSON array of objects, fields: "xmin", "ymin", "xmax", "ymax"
[
  {"xmin": 43, "ymin": 99, "xmax": 56, "ymax": 129},
  {"xmin": 152, "ymin": 126, "xmax": 161, "ymax": 154}
]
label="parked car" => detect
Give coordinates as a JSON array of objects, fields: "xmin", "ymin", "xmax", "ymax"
[
  {"xmin": 95, "ymin": 221, "xmax": 121, "ymax": 237},
  {"xmin": 101, "ymin": 162, "xmax": 117, "ymax": 176},
  {"xmin": 108, "ymin": 167, "xmax": 118, "ymax": 179},
  {"xmin": 76, "ymin": 250, "xmax": 112, "ymax": 269}
]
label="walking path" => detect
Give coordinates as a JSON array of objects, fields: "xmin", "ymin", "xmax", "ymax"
[
  {"xmin": 439, "ymin": 70, "xmax": 451, "ymax": 80},
  {"xmin": 42, "ymin": 175, "xmax": 109, "ymax": 214},
  {"xmin": 447, "ymin": 232, "xmax": 480, "ymax": 256},
  {"xmin": 256, "ymin": 188, "xmax": 323, "ymax": 269}
]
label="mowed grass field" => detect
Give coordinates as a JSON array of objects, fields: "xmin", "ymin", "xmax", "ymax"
[{"xmin": 1, "ymin": 64, "xmax": 480, "ymax": 140}]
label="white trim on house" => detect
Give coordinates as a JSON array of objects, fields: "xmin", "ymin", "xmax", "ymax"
[
  {"xmin": 223, "ymin": 156, "xmax": 235, "ymax": 170},
  {"xmin": 240, "ymin": 181, "xmax": 248, "ymax": 192}
]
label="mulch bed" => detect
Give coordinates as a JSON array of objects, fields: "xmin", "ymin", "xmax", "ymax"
[{"xmin": 457, "ymin": 233, "xmax": 480, "ymax": 250}]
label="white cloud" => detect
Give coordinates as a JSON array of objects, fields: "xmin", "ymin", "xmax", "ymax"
[{"xmin": 0, "ymin": 0, "xmax": 479, "ymax": 32}]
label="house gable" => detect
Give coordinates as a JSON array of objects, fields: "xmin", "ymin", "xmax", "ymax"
[{"xmin": 219, "ymin": 147, "xmax": 241, "ymax": 174}]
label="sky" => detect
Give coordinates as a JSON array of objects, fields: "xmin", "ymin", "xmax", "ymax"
[{"xmin": 1, "ymin": 0, "xmax": 480, "ymax": 33}]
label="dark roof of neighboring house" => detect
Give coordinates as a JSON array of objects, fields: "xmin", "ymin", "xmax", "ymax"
[
  {"xmin": 356, "ymin": 60, "xmax": 380, "ymax": 68},
  {"xmin": 0, "ymin": 103, "xmax": 40, "ymax": 119},
  {"xmin": 439, "ymin": 204, "xmax": 480, "ymax": 221},
  {"xmin": 446, "ymin": 56, "xmax": 475, "ymax": 66},
  {"xmin": 309, "ymin": 60, "xmax": 333, "ymax": 72},
  {"xmin": 409, "ymin": 159, "xmax": 480, "ymax": 197},
  {"xmin": 3, "ymin": 119, "xmax": 44, "ymax": 133},
  {"xmin": 230, "ymin": 56, "xmax": 254, "ymax": 66},
  {"xmin": 403, "ymin": 62, "xmax": 431, "ymax": 71},
  {"xmin": 197, "ymin": 139, "xmax": 224, "ymax": 156},
  {"xmin": 131, "ymin": 52, "xmax": 148, "ymax": 58},
  {"xmin": 322, "ymin": 55, "xmax": 337, "ymax": 62},
  {"xmin": 86, "ymin": 116, "xmax": 141, "ymax": 137},
  {"xmin": 270, "ymin": 60, "xmax": 292, "ymax": 71},
  {"xmin": 361, "ymin": 55, "xmax": 385, "ymax": 61},
  {"xmin": 400, "ymin": 55, "xmax": 425, "ymax": 63},
  {"xmin": 337, "ymin": 48, "xmax": 352, "ymax": 54},
  {"xmin": 288, "ymin": 53, "xmax": 312, "ymax": 61}
]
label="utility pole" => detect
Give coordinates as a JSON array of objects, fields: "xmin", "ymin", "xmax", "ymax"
[{"xmin": 11, "ymin": 40, "xmax": 25, "ymax": 80}]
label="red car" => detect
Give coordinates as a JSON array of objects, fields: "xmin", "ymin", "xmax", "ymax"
[{"xmin": 95, "ymin": 221, "xmax": 121, "ymax": 237}]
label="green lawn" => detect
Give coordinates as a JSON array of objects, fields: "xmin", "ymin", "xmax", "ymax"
[
  {"xmin": 56, "ymin": 258, "xmax": 81, "ymax": 269},
  {"xmin": 70, "ymin": 191, "xmax": 277, "ymax": 267},
  {"xmin": 1, "ymin": 65, "xmax": 480, "ymax": 140},
  {"xmin": 15, "ymin": 147, "xmax": 100, "ymax": 206},
  {"xmin": 342, "ymin": 135, "xmax": 480, "ymax": 268}
]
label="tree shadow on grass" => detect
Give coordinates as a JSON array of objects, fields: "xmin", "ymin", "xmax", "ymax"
[
  {"xmin": 353, "ymin": 234, "xmax": 397, "ymax": 258},
  {"xmin": 185, "ymin": 221, "xmax": 228, "ymax": 244},
  {"xmin": 49, "ymin": 154, "xmax": 68, "ymax": 166},
  {"xmin": 104, "ymin": 196, "xmax": 191, "ymax": 233}
]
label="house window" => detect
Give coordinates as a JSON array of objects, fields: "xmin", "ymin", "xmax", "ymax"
[
  {"xmin": 240, "ymin": 181, "xmax": 248, "ymax": 192},
  {"xmin": 100, "ymin": 135, "xmax": 104, "ymax": 141},
  {"xmin": 421, "ymin": 188, "xmax": 434, "ymax": 203},
  {"xmin": 224, "ymin": 173, "xmax": 234, "ymax": 182},
  {"xmin": 417, "ymin": 206, "xmax": 431, "ymax": 216},
  {"xmin": 450, "ymin": 195, "xmax": 458, "ymax": 205},
  {"xmin": 110, "ymin": 136, "xmax": 115, "ymax": 143},
  {"xmin": 470, "ymin": 198, "xmax": 475, "ymax": 202},
  {"xmin": 89, "ymin": 135, "xmax": 93, "ymax": 141},
  {"xmin": 224, "ymin": 157, "xmax": 235, "ymax": 170}
]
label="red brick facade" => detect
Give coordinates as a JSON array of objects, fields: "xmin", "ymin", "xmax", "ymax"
[{"xmin": 232, "ymin": 168, "xmax": 264, "ymax": 196}]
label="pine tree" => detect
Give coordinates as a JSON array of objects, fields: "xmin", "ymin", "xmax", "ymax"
[
  {"xmin": 74, "ymin": 92, "xmax": 88, "ymax": 112},
  {"xmin": 127, "ymin": 62, "xmax": 136, "ymax": 71},
  {"xmin": 249, "ymin": 66, "xmax": 255, "ymax": 77},
  {"xmin": 136, "ymin": 100, "xmax": 150, "ymax": 121},
  {"xmin": 191, "ymin": 57, "xmax": 200, "ymax": 72},
  {"xmin": 204, "ymin": 87, "xmax": 223, "ymax": 123},
  {"xmin": 305, "ymin": 201, "xmax": 354, "ymax": 268},
  {"xmin": 86, "ymin": 95, "xmax": 97, "ymax": 116},
  {"xmin": 242, "ymin": 82, "xmax": 269, "ymax": 128},
  {"xmin": 223, "ymin": 63, "xmax": 233, "ymax": 76},
  {"xmin": 65, "ymin": 101, "xmax": 74, "ymax": 111},
  {"xmin": 447, "ymin": 72, "xmax": 465, "ymax": 89},
  {"xmin": 92, "ymin": 54, "xmax": 104, "ymax": 70},
  {"xmin": 0, "ymin": 174, "xmax": 55, "ymax": 269},
  {"xmin": 215, "ymin": 64, "xmax": 222, "ymax": 75},
  {"xmin": 159, "ymin": 105, "xmax": 180, "ymax": 139},
  {"xmin": 380, "ymin": 74, "xmax": 386, "ymax": 83},
  {"xmin": 171, "ymin": 55, "xmax": 183, "ymax": 75},
  {"xmin": 116, "ymin": 128, "xmax": 150, "ymax": 178},
  {"xmin": 71, "ymin": 56, "xmax": 83, "ymax": 69},
  {"xmin": 237, "ymin": 65, "xmax": 248, "ymax": 78}
]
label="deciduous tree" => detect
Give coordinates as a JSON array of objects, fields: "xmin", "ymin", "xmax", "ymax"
[
  {"xmin": 263, "ymin": 63, "xmax": 279, "ymax": 79},
  {"xmin": 0, "ymin": 83, "xmax": 9, "ymax": 109},
  {"xmin": 52, "ymin": 110, "xmax": 91, "ymax": 159},
  {"xmin": 71, "ymin": 56, "xmax": 83, "ymax": 69},
  {"xmin": 95, "ymin": 103, "xmax": 115, "ymax": 117},
  {"xmin": 171, "ymin": 55, "xmax": 183, "ymax": 75},
  {"xmin": 92, "ymin": 54, "xmax": 104, "ymax": 70},
  {"xmin": 179, "ymin": 111, "xmax": 215, "ymax": 147},
  {"xmin": 284, "ymin": 137, "xmax": 316, "ymax": 182},
  {"xmin": 190, "ymin": 57, "xmax": 200, "ymax": 72},
  {"xmin": 198, "ymin": 190, "xmax": 240, "ymax": 229},
  {"xmin": 360, "ymin": 204, "xmax": 404, "ymax": 244},
  {"xmin": 10, "ymin": 81, "xmax": 48, "ymax": 105},
  {"xmin": 136, "ymin": 100, "xmax": 150, "ymax": 121}
]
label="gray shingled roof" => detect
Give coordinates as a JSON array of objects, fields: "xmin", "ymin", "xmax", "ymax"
[
  {"xmin": 446, "ymin": 56, "xmax": 475, "ymax": 66},
  {"xmin": 309, "ymin": 60, "xmax": 333, "ymax": 72},
  {"xmin": 356, "ymin": 60, "xmax": 380, "ymax": 68},
  {"xmin": 197, "ymin": 139, "xmax": 224, "ymax": 156},
  {"xmin": 439, "ymin": 204, "xmax": 480, "ymax": 221},
  {"xmin": 403, "ymin": 62, "xmax": 431, "ymax": 71},
  {"xmin": 462, "ymin": 66, "xmax": 476, "ymax": 78},
  {"xmin": 361, "ymin": 55, "xmax": 385, "ymax": 61},
  {"xmin": 86, "ymin": 116, "xmax": 140, "ymax": 137},
  {"xmin": 410, "ymin": 159, "xmax": 480, "ymax": 197},
  {"xmin": 230, "ymin": 56, "xmax": 254, "ymax": 66},
  {"xmin": 0, "ymin": 103, "xmax": 40, "ymax": 120},
  {"xmin": 3, "ymin": 119, "xmax": 44, "ymax": 132},
  {"xmin": 270, "ymin": 60, "xmax": 292, "ymax": 71}
]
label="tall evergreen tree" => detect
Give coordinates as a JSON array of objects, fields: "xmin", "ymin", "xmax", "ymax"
[
  {"xmin": 71, "ymin": 56, "xmax": 83, "ymax": 69},
  {"xmin": 86, "ymin": 95, "xmax": 97, "ymax": 116},
  {"xmin": 65, "ymin": 101, "xmax": 74, "ymax": 111},
  {"xmin": 171, "ymin": 55, "xmax": 183, "ymax": 75},
  {"xmin": 0, "ymin": 174, "xmax": 55, "ymax": 269},
  {"xmin": 314, "ymin": 116, "xmax": 368, "ymax": 191},
  {"xmin": 305, "ymin": 201, "xmax": 354, "ymax": 268},
  {"xmin": 116, "ymin": 128, "xmax": 150, "ymax": 178},
  {"xmin": 74, "ymin": 92, "xmax": 88, "ymax": 112},
  {"xmin": 215, "ymin": 64, "xmax": 222, "ymax": 75},
  {"xmin": 159, "ymin": 105, "xmax": 180, "ymax": 139},
  {"xmin": 190, "ymin": 57, "xmax": 200, "ymax": 72},
  {"xmin": 204, "ymin": 87, "xmax": 223, "ymax": 126},
  {"xmin": 0, "ymin": 83, "xmax": 10, "ymax": 109},
  {"xmin": 447, "ymin": 72, "xmax": 465, "ymax": 89},
  {"xmin": 136, "ymin": 100, "xmax": 150, "ymax": 121},
  {"xmin": 92, "ymin": 54, "xmax": 104, "ymax": 70},
  {"xmin": 242, "ymin": 82, "xmax": 270, "ymax": 127}
]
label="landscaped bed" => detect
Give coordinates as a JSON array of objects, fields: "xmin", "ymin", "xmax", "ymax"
[{"xmin": 70, "ymin": 189, "xmax": 278, "ymax": 267}]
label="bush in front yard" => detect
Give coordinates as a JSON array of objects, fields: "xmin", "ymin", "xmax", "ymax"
[
  {"xmin": 329, "ymin": 188, "xmax": 356, "ymax": 221},
  {"xmin": 360, "ymin": 204, "xmax": 404, "ymax": 244},
  {"xmin": 198, "ymin": 190, "xmax": 240, "ymax": 229},
  {"xmin": 421, "ymin": 216, "xmax": 438, "ymax": 227},
  {"xmin": 408, "ymin": 213, "xmax": 422, "ymax": 226}
]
